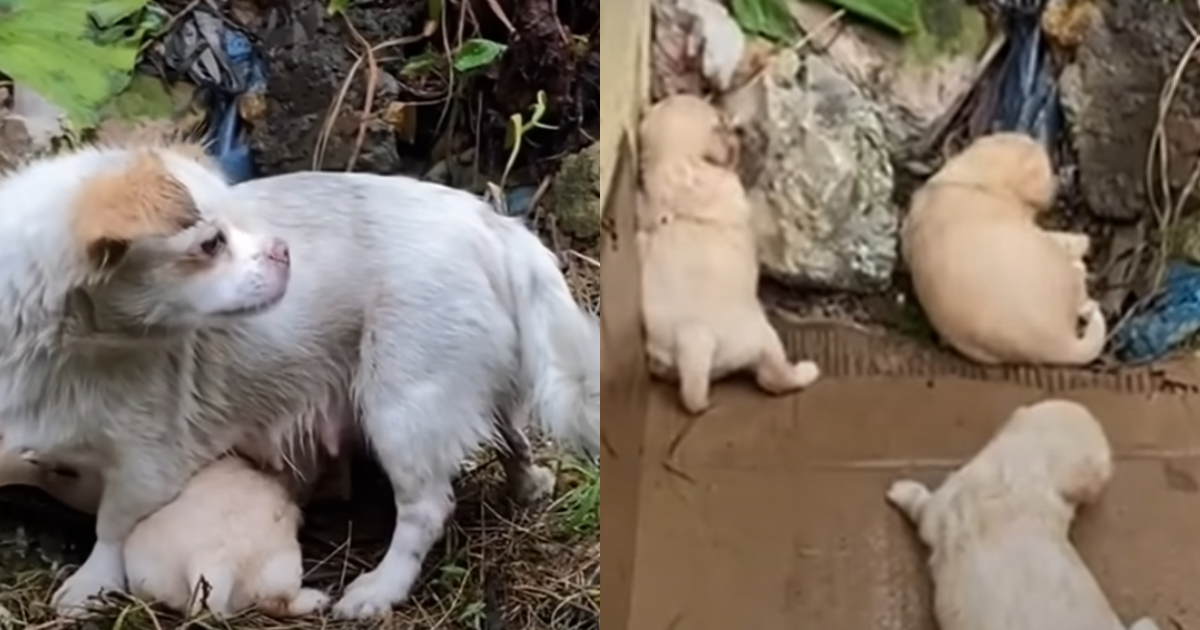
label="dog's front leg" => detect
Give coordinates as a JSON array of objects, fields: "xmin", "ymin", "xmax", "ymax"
[{"xmin": 52, "ymin": 456, "xmax": 191, "ymax": 616}]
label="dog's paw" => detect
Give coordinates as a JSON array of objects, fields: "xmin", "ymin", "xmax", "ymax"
[
  {"xmin": 886, "ymin": 480, "xmax": 930, "ymax": 516},
  {"xmin": 1129, "ymin": 618, "xmax": 1161, "ymax": 630},
  {"xmin": 513, "ymin": 464, "xmax": 556, "ymax": 506},
  {"xmin": 51, "ymin": 564, "xmax": 122, "ymax": 617},
  {"xmin": 332, "ymin": 573, "xmax": 403, "ymax": 620}
]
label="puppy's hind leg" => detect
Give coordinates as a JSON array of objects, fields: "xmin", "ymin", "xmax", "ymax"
[
  {"xmin": 1128, "ymin": 619, "xmax": 1161, "ymax": 630},
  {"xmin": 675, "ymin": 325, "xmax": 716, "ymax": 414},
  {"xmin": 753, "ymin": 323, "xmax": 819, "ymax": 396}
]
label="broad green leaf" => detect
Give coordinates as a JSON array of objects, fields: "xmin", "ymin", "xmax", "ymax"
[
  {"xmin": 729, "ymin": 0, "xmax": 799, "ymax": 43},
  {"xmin": 0, "ymin": 0, "xmax": 153, "ymax": 128},
  {"xmin": 99, "ymin": 73, "xmax": 176, "ymax": 122},
  {"xmin": 327, "ymin": 0, "xmax": 351, "ymax": 15},
  {"xmin": 452, "ymin": 38, "xmax": 506, "ymax": 72}
]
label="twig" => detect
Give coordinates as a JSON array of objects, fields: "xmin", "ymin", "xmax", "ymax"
[{"xmin": 341, "ymin": 15, "xmax": 380, "ymax": 173}]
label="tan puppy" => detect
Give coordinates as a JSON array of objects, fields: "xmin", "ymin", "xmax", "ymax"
[
  {"xmin": 887, "ymin": 399, "xmax": 1159, "ymax": 630},
  {"xmin": 637, "ymin": 94, "xmax": 819, "ymax": 414},
  {"xmin": 901, "ymin": 132, "xmax": 1105, "ymax": 365},
  {"xmin": 123, "ymin": 456, "xmax": 329, "ymax": 619}
]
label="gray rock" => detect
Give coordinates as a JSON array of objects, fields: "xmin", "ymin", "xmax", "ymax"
[
  {"xmin": 723, "ymin": 50, "xmax": 898, "ymax": 292},
  {"xmin": 1059, "ymin": 0, "xmax": 1200, "ymax": 220}
]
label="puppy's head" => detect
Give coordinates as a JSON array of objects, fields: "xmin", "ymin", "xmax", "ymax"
[
  {"xmin": 999, "ymin": 399, "xmax": 1112, "ymax": 506},
  {"xmin": 71, "ymin": 149, "xmax": 291, "ymax": 330},
  {"xmin": 639, "ymin": 94, "xmax": 739, "ymax": 170},
  {"xmin": 930, "ymin": 132, "xmax": 1057, "ymax": 214}
]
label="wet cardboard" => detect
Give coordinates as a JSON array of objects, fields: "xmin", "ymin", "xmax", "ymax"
[{"xmin": 600, "ymin": 0, "xmax": 1200, "ymax": 628}]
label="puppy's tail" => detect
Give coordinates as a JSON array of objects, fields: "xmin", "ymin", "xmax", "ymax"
[
  {"xmin": 499, "ymin": 218, "xmax": 600, "ymax": 458},
  {"xmin": 1050, "ymin": 307, "xmax": 1107, "ymax": 365}
]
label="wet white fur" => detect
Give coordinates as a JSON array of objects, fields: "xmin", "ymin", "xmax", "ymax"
[{"xmin": 0, "ymin": 146, "xmax": 600, "ymax": 618}]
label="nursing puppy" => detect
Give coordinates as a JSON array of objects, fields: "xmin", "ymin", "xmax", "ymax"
[
  {"xmin": 0, "ymin": 138, "xmax": 600, "ymax": 618},
  {"xmin": 0, "ymin": 435, "xmax": 340, "ymax": 619},
  {"xmin": 123, "ymin": 457, "xmax": 328, "ymax": 619},
  {"xmin": 638, "ymin": 94, "xmax": 819, "ymax": 413},
  {"xmin": 886, "ymin": 399, "xmax": 1159, "ymax": 630},
  {"xmin": 901, "ymin": 132, "xmax": 1104, "ymax": 365}
]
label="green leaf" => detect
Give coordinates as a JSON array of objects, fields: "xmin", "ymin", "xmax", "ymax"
[
  {"xmin": 452, "ymin": 38, "xmax": 506, "ymax": 72},
  {"xmin": 400, "ymin": 50, "xmax": 440, "ymax": 76},
  {"xmin": 0, "ymin": 0, "xmax": 153, "ymax": 128},
  {"xmin": 326, "ymin": 0, "xmax": 351, "ymax": 16},
  {"xmin": 427, "ymin": 0, "xmax": 444, "ymax": 25},
  {"xmin": 99, "ymin": 73, "xmax": 176, "ymax": 122},
  {"xmin": 728, "ymin": 0, "xmax": 799, "ymax": 43},
  {"xmin": 824, "ymin": 0, "xmax": 920, "ymax": 36}
]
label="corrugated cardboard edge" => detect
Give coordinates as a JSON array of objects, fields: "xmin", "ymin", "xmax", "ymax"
[
  {"xmin": 600, "ymin": 0, "xmax": 652, "ymax": 627},
  {"xmin": 599, "ymin": 0, "xmax": 649, "ymax": 210},
  {"xmin": 777, "ymin": 322, "xmax": 1200, "ymax": 393}
]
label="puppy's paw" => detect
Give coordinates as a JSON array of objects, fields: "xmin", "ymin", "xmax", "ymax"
[
  {"xmin": 287, "ymin": 588, "xmax": 333, "ymax": 617},
  {"xmin": 332, "ymin": 572, "xmax": 403, "ymax": 620},
  {"xmin": 1129, "ymin": 618, "xmax": 1161, "ymax": 630},
  {"xmin": 886, "ymin": 480, "xmax": 931, "ymax": 520},
  {"xmin": 791, "ymin": 361, "xmax": 820, "ymax": 388}
]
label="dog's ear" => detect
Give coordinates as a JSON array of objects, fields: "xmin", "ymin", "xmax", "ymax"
[{"xmin": 70, "ymin": 151, "xmax": 200, "ymax": 270}]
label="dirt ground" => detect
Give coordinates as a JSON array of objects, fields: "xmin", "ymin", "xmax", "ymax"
[{"xmin": 0, "ymin": 0, "xmax": 600, "ymax": 627}]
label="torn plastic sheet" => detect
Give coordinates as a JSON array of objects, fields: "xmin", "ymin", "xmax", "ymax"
[
  {"xmin": 1113, "ymin": 263, "xmax": 1200, "ymax": 364},
  {"xmin": 156, "ymin": 2, "xmax": 266, "ymax": 182},
  {"xmin": 987, "ymin": 0, "xmax": 1063, "ymax": 156}
]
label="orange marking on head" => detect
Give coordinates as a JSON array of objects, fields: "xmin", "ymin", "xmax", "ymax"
[{"xmin": 70, "ymin": 151, "xmax": 200, "ymax": 268}]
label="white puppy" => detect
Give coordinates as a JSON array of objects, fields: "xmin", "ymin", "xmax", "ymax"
[
  {"xmin": 0, "ymin": 139, "xmax": 600, "ymax": 618},
  {"xmin": 886, "ymin": 400, "xmax": 1159, "ymax": 630},
  {"xmin": 638, "ymin": 94, "xmax": 819, "ymax": 413},
  {"xmin": 123, "ymin": 456, "xmax": 328, "ymax": 619}
]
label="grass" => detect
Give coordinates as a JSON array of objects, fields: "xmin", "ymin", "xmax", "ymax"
[{"xmin": 0, "ymin": 452, "xmax": 600, "ymax": 630}]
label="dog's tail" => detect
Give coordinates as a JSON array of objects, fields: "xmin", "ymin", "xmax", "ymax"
[
  {"xmin": 499, "ymin": 218, "xmax": 600, "ymax": 457},
  {"xmin": 1051, "ymin": 307, "xmax": 1107, "ymax": 365}
]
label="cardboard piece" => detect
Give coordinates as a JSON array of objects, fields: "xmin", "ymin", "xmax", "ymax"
[{"xmin": 600, "ymin": 1, "xmax": 1200, "ymax": 628}]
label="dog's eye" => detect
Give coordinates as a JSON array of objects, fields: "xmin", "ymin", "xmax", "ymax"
[{"xmin": 200, "ymin": 231, "xmax": 226, "ymax": 256}]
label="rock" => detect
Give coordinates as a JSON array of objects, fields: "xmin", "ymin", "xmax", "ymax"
[
  {"xmin": 722, "ymin": 49, "xmax": 898, "ymax": 292},
  {"xmin": 1059, "ymin": 0, "xmax": 1200, "ymax": 220},
  {"xmin": 789, "ymin": 0, "xmax": 994, "ymax": 151},
  {"xmin": 553, "ymin": 144, "xmax": 601, "ymax": 242}
]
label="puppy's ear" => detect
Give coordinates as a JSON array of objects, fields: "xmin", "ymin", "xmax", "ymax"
[
  {"xmin": 1058, "ymin": 453, "xmax": 1112, "ymax": 506},
  {"xmin": 703, "ymin": 123, "xmax": 740, "ymax": 168},
  {"xmin": 70, "ymin": 151, "xmax": 200, "ymax": 270}
]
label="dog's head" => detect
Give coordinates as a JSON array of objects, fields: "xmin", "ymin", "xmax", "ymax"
[
  {"xmin": 639, "ymin": 94, "xmax": 740, "ymax": 171},
  {"xmin": 67, "ymin": 147, "xmax": 291, "ymax": 331},
  {"xmin": 930, "ymin": 132, "xmax": 1057, "ymax": 214},
  {"xmin": 998, "ymin": 399, "xmax": 1113, "ymax": 506}
]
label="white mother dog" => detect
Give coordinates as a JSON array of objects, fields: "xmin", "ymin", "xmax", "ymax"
[{"xmin": 0, "ymin": 141, "xmax": 600, "ymax": 619}]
